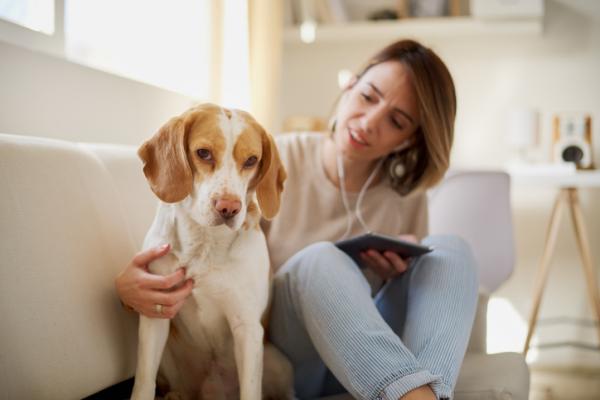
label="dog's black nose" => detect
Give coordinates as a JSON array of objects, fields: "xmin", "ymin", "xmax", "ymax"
[{"xmin": 214, "ymin": 198, "xmax": 241, "ymax": 219}]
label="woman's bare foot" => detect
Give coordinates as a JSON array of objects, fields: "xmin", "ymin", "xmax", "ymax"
[{"xmin": 400, "ymin": 385, "xmax": 436, "ymax": 400}]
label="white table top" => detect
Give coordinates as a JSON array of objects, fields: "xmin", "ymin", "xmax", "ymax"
[{"xmin": 506, "ymin": 164, "xmax": 600, "ymax": 188}]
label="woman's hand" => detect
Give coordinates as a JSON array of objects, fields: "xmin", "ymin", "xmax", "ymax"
[
  {"xmin": 115, "ymin": 244, "xmax": 194, "ymax": 319},
  {"xmin": 360, "ymin": 234, "xmax": 417, "ymax": 281}
]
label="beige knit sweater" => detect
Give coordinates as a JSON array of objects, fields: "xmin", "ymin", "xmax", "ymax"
[{"xmin": 262, "ymin": 132, "xmax": 428, "ymax": 287}]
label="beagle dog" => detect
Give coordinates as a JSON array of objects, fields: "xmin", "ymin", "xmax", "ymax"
[{"xmin": 131, "ymin": 104, "xmax": 293, "ymax": 400}]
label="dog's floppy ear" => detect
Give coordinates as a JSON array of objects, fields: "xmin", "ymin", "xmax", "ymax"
[
  {"xmin": 138, "ymin": 116, "xmax": 193, "ymax": 203},
  {"xmin": 255, "ymin": 130, "xmax": 286, "ymax": 220}
]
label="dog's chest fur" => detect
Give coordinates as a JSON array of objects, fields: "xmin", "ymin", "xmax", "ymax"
[{"xmin": 144, "ymin": 202, "xmax": 270, "ymax": 397}]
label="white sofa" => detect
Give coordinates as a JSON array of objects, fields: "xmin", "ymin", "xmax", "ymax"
[{"xmin": 0, "ymin": 133, "xmax": 529, "ymax": 399}]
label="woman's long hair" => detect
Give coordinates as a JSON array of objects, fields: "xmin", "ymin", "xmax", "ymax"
[{"xmin": 333, "ymin": 39, "xmax": 456, "ymax": 195}]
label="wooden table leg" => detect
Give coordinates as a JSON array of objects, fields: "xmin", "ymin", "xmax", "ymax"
[
  {"xmin": 566, "ymin": 188, "xmax": 600, "ymax": 345},
  {"xmin": 523, "ymin": 189, "xmax": 568, "ymax": 355}
]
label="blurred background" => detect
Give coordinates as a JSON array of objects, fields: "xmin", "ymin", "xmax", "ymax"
[{"xmin": 0, "ymin": 1, "xmax": 599, "ymax": 398}]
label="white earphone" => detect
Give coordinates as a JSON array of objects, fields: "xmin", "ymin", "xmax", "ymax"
[
  {"xmin": 389, "ymin": 140, "xmax": 413, "ymax": 179},
  {"xmin": 392, "ymin": 140, "xmax": 411, "ymax": 153}
]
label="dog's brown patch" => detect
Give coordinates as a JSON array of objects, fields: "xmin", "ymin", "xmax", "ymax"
[
  {"xmin": 234, "ymin": 126, "xmax": 263, "ymax": 174},
  {"xmin": 187, "ymin": 108, "xmax": 226, "ymax": 178},
  {"xmin": 138, "ymin": 116, "xmax": 193, "ymax": 203}
]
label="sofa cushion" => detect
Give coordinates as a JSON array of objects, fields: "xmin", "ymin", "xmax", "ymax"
[{"xmin": 0, "ymin": 134, "xmax": 138, "ymax": 399}]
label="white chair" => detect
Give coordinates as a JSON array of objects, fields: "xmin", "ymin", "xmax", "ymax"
[
  {"xmin": 428, "ymin": 170, "xmax": 515, "ymax": 294},
  {"xmin": 428, "ymin": 170, "xmax": 530, "ymax": 400}
]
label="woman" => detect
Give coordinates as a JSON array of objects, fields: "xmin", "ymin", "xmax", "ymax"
[{"xmin": 116, "ymin": 39, "xmax": 478, "ymax": 400}]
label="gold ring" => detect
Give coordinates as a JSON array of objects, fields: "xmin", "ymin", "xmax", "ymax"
[{"xmin": 155, "ymin": 304, "xmax": 164, "ymax": 314}]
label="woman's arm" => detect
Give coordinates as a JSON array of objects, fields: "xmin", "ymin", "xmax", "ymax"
[{"xmin": 115, "ymin": 244, "xmax": 194, "ymax": 319}]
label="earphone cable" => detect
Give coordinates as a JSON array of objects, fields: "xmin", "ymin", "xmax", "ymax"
[
  {"xmin": 337, "ymin": 153, "xmax": 354, "ymax": 240},
  {"xmin": 336, "ymin": 153, "xmax": 383, "ymax": 240}
]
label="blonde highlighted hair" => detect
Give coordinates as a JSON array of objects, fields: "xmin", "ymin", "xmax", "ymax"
[{"xmin": 335, "ymin": 39, "xmax": 456, "ymax": 195}]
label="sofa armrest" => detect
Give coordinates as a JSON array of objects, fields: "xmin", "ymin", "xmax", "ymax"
[{"xmin": 0, "ymin": 134, "xmax": 139, "ymax": 399}]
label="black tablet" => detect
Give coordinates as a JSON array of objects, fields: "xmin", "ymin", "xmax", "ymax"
[{"xmin": 335, "ymin": 232, "xmax": 433, "ymax": 268}]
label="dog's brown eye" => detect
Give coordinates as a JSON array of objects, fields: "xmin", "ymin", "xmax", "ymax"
[
  {"xmin": 243, "ymin": 156, "xmax": 258, "ymax": 168},
  {"xmin": 197, "ymin": 148, "xmax": 213, "ymax": 162}
]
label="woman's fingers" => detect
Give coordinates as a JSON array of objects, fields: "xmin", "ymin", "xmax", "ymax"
[
  {"xmin": 151, "ymin": 279, "xmax": 195, "ymax": 307},
  {"xmin": 361, "ymin": 250, "xmax": 410, "ymax": 280},
  {"xmin": 132, "ymin": 244, "xmax": 171, "ymax": 268},
  {"xmin": 361, "ymin": 250, "xmax": 394, "ymax": 279},
  {"xmin": 157, "ymin": 298, "xmax": 188, "ymax": 319},
  {"xmin": 130, "ymin": 280, "xmax": 193, "ymax": 319},
  {"xmin": 145, "ymin": 284, "xmax": 192, "ymax": 319},
  {"xmin": 138, "ymin": 302, "xmax": 168, "ymax": 319},
  {"xmin": 116, "ymin": 244, "xmax": 194, "ymax": 320},
  {"xmin": 141, "ymin": 267, "xmax": 187, "ymax": 290},
  {"xmin": 134, "ymin": 275, "xmax": 193, "ymax": 319},
  {"xmin": 383, "ymin": 251, "xmax": 409, "ymax": 274}
]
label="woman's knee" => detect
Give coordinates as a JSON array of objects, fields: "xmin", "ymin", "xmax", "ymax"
[
  {"xmin": 418, "ymin": 234, "xmax": 479, "ymax": 294},
  {"xmin": 423, "ymin": 234, "xmax": 471, "ymax": 256}
]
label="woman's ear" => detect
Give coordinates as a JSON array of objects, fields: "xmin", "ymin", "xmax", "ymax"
[{"xmin": 138, "ymin": 116, "xmax": 193, "ymax": 203}]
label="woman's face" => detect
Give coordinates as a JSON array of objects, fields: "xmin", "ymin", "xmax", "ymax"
[{"xmin": 334, "ymin": 61, "xmax": 420, "ymax": 162}]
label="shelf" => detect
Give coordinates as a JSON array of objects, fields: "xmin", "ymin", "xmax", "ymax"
[
  {"xmin": 284, "ymin": 16, "xmax": 543, "ymax": 44},
  {"xmin": 507, "ymin": 165, "xmax": 600, "ymax": 189}
]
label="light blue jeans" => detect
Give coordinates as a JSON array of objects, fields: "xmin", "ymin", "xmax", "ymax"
[{"xmin": 268, "ymin": 235, "xmax": 479, "ymax": 400}]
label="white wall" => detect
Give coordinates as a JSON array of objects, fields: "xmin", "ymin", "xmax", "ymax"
[
  {"xmin": 0, "ymin": 39, "xmax": 195, "ymax": 145},
  {"xmin": 280, "ymin": 0, "xmax": 600, "ymax": 368}
]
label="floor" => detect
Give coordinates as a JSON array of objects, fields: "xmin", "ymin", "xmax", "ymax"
[
  {"xmin": 313, "ymin": 366, "xmax": 600, "ymax": 400},
  {"xmin": 529, "ymin": 366, "xmax": 600, "ymax": 400}
]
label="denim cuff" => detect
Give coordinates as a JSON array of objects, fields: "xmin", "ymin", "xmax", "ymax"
[{"xmin": 377, "ymin": 370, "xmax": 453, "ymax": 400}]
